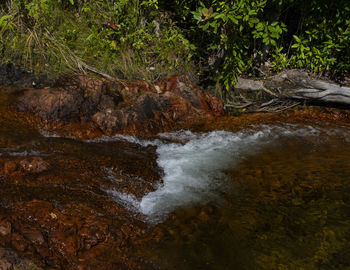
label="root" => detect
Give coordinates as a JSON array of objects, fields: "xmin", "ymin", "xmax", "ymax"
[{"xmin": 224, "ymin": 96, "xmax": 301, "ymax": 113}]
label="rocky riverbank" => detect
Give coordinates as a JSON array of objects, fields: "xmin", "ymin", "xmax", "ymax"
[
  {"xmin": 14, "ymin": 74, "xmax": 224, "ymax": 140},
  {"xmin": 1, "ymin": 71, "xmax": 350, "ymax": 269}
]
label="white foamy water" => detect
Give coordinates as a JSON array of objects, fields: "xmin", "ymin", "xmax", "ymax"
[
  {"xmin": 87, "ymin": 134, "xmax": 160, "ymax": 147},
  {"xmin": 95, "ymin": 124, "xmax": 350, "ymax": 223},
  {"xmin": 105, "ymin": 189, "xmax": 141, "ymax": 211},
  {"xmin": 38, "ymin": 128, "xmax": 61, "ymax": 138}
]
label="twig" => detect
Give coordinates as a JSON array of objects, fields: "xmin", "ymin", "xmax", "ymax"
[
  {"xmin": 274, "ymin": 101, "xmax": 301, "ymax": 112},
  {"xmin": 262, "ymin": 86, "xmax": 278, "ymax": 97},
  {"xmin": 224, "ymin": 102, "xmax": 253, "ymax": 109},
  {"xmin": 260, "ymin": 98, "xmax": 278, "ymax": 107}
]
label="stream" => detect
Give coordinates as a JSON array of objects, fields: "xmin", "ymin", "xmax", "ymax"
[{"xmin": 1, "ymin": 86, "xmax": 350, "ymax": 269}]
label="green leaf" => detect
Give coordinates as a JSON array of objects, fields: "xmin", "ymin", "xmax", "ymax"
[
  {"xmin": 193, "ymin": 12, "xmax": 202, "ymax": 22},
  {"xmin": 248, "ymin": 10, "xmax": 257, "ymax": 16},
  {"xmin": 214, "ymin": 14, "xmax": 225, "ymax": 19},
  {"xmin": 256, "ymin": 22, "xmax": 263, "ymax": 30},
  {"xmin": 268, "ymin": 25, "xmax": 276, "ymax": 33},
  {"xmin": 270, "ymin": 32, "xmax": 279, "ymax": 38},
  {"xmin": 293, "ymin": 35, "xmax": 301, "ymax": 43},
  {"xmin": 228, "ymin": 14, "xmax": 239, "ymax": 24},
  {"xmin": 109, "ymin": 40, "xmax": 117, "ymax": 50},
  {"xmin": 0, "ymin": 15, "xmax": 13, "ymax": 25},
  {"xmin": 202, "ymin": 22, "xmax": 210, "ymax": 31},
  {"xmin": 249, "ymin": 18, "xmax": 259, "ymax": 24}
]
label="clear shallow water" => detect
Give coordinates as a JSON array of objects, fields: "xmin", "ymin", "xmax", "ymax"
[
  {"xmin": 98, "ymin": 125, "xmax": 349, "ymax": 224},
  {"xmin": 89, "ymin": 124, "xmax": 350, "ymax": 269},
  {"xmin": 132, "ymin": 125, "xmax": 350, "ymax": 270}
]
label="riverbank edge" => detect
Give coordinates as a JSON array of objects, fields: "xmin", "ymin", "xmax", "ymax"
[{"xmin": 2, "ymin": 62, "xmax": 350, "ymax": 115}]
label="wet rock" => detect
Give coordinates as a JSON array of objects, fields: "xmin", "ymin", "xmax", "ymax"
[
  {"xmin": 1, "ymin": 79, "xmax": 223, "ymax": 269},
  {"xmin": 2, "ymin": 157, "xmax": 48, "ymax": 176},
  {"xmin": 22, "ymin": 228, "xmax": 45, "ymax": 246},
  {"xmin": 0, "ymin": 259, "xmax": 12, "ymax": 270},
  {"xmin": 19, "ymin": 157, "xmax": 50, "ymax": 174},
  {"xmin": 3, "ymin": 161, "xmax": 17, "ymax": 175},
  {"xmin": 11, "ymin": 233, "xmax": 27, "ymax": 252},
  {"xmin": 0, "ymin": 196, "xmax": 157, "ymax": 269},
  {"xmin": 16, "ymin": 75, "xmax": 120, "ymax": 123},
  {"xmin": 0, "ymin": 142, "xmax": 162, "ymax": 269},
  {"xmin": 0, "ymin": 221, "xmax": 11, "ymax": 237},
  {"xmin": 80, "ymin": 223, "xmax": 108, "ymax": 250},
  {"xmin": 0, "ymin": 248, "xmax": 42, "ymax": 270},
  {"xmin": 15, "ymin": 75, "xmax": 224, "ymax": 138}
]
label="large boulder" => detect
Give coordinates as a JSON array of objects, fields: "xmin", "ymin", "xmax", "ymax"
[{"xmin": 15, "ymin": 75, "xmax": 224, "ymax": 138}]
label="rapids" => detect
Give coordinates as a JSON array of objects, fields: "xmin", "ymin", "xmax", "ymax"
[{"xmin": 98, "ymin": 125, "xmax": 331, "ymax": 222}]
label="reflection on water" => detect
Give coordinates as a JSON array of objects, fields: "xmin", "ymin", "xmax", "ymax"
[{"xmin": 139, "ymin": 129, "xmax": 350, "ymax": 270}]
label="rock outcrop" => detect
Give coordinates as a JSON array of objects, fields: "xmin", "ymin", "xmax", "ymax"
[
  {"xmin": 15, "ymin": 75, "xmax": 224, "ymax": 139},
  {"xmin": 0, "ymin": 145, "xmax": 162, "ymax": 269}
]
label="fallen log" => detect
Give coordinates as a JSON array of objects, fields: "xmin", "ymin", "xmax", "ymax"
[
  {"xmin": 269, "ymin": 70, "xmax": 350, "ymax": 104},
  {"xmin": 230, "ymin": 70, "xmax": 350, "ymax": 110}
]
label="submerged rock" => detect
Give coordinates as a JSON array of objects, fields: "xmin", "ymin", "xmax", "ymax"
[
  {"xmin": 0, "ymin": 139, "xmax": 162, "ymax": 269},
  {"xmin": 1, "ymin": 157, "xmax": 49, "ymax": 178},
  {"xmin": 15, "ymin": 75, "xmax": 224, "ymax": 139},
  {"xmin": 19, "ymin": 157, "xmax": 50, "ymax": 174},
  {"xmin": 0, "ymin": 248, "xmax": 42, "ymax": 270}
]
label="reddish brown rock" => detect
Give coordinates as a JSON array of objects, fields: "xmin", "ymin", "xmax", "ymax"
[
  {"xmin": 0, "ymin": 259, "xmax": 12, "ymax": 270},
  {"xmin": 11, "ymin": 233, "xmax": 27, "ymax": 252},
  {"xmin": 22, "ymin": 228, "xmax": 45, "ymax": 246},
  {"xmin": 3, "ymin": 161, "xmax": 17, "ymax": 175},
  {"xmin": 0, "ymin": 140, "xmax": 162, "ymax": 270},
  {"xmin": 15, "ymin": 75, "xmax": 224, "ymax": 139},
  {"xmin": 0, "ymin": 248, "xmax": 42, "ymax": 270},
  {"xmin": 0, "ymin": 196, "xmax": 157, "ymax": 270},
  {"xmin": 19, "ymin": 157, "xmax": 50, "ymax": 174},
  {"xmin": 0, "ymin": 221, "xmax": 11, "ymax": 237}
]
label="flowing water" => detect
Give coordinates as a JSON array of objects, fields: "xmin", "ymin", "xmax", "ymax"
[
  {"xmin": 1, "ymin": 86, "xmax": 350, "ymax": 269},
  {"xmin": 100, "ymin": 125, "xmax": 350, "ymax": 269}
]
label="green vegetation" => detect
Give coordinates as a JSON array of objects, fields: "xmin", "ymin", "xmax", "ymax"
[
  {"xmin": 0, "ymin": 0, "xmax": 349, "ymax": 91},
  {"xmin": 0, "ymin": 0, "xmax": 194, "ymax": 82}
]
